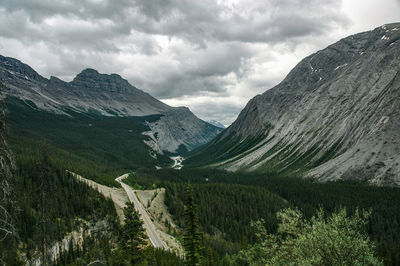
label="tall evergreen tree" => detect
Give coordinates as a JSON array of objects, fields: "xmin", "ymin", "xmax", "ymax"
[
  {"xmin": 119, "ymin": 202, "xmax": 147, "ymax": 264},
  {"xmin": 38, "ymin": 153, "xmax": 54, "ymax": 266},
  {"xmin": 183, "ymin": 186, "xmax": 201, "ymax": 266}
]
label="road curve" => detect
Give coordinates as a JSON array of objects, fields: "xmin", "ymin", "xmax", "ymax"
[
  {"xmin": 116, "ymin": 174, "xmax": 169, "ymax": 250},
  {"xmin": 170, "ymin": 156, "xmax": 184, "ymax": 170}
]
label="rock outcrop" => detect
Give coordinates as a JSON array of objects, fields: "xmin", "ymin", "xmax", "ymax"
[
  {"xmin": 189, "ymin": 23, "xmax": 400, "ymax": 186},
  {"xmin": 0, "ymin": 57, "xmax": 221, "ymax": 152},
  {"xmin": 147, "ymin": 107, "xmax": 222, "ymax": 152}
]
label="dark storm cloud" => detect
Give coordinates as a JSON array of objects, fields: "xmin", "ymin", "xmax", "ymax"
[
  {"xmin": 0, "ymin": 0, "xmax": 347, "ymax": 47},
  {"xmin": 129, "ymin": 0, "xmax": 348, "ymax": 45},
  {"xmin": 124, "ymin": 42, "xmax": 255, "ymax": 99},
  {"xmin": 0, "ymin": 0, "xmax": 350, "ymax": 124}
]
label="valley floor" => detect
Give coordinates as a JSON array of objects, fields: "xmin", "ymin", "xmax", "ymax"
[{"xmin": 74, "ymin": 171, "xmax": 184, "ymax": 256}]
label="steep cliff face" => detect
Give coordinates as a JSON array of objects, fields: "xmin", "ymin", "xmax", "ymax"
[
  {"xmin": 188, "ymin": 23, "xmax": 400, "ymax": 185},
  {"xmin": 146, "ymin": 107, "xmax": 222, "ymax": 153},
  {"xmin": 0, "ymin": 57, "xmax": 221, "ymax": 153},
  {"xmin": 0, "ymin": 57, "xmax": 170, "ymax": 116}
]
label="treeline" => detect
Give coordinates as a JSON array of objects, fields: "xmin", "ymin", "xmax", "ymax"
[
  {"xmin": 1, "ymin": 139, "xmax": 184, "ymax": 264},
  {"xmin": 54, "ymin": 205, "xmax": 184, "ymax": 265},
  {"xmin": 128, "ymin": 168, "xmax": 400, "ymax": 265},
  {"xmin": 10, "ymin": 136, "xmax": 122, "ymax": 187},
  {"xmin": 6, "ymin": 150, "xmax": 118, "ymax": 263},
  {"xmin": 6, "ymin": 97, "xmax": 173, "ymax": 185}
]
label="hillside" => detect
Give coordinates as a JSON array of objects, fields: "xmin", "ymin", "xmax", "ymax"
[
  {"xmin": 186, "ymin": 23, "xmax": 400, "ymax": 186},
  {"xmin": 0, "ymin": 55, "xmax": 221, "ymax": 155}
]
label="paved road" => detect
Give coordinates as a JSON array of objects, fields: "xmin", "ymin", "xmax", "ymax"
[
  {"xmin": 170, "ymin": 156, "xmax": 184, "ymax": 170},
  {"xmin": 116, "ymin": 174, "xmax": 169, "ymax": 250}
]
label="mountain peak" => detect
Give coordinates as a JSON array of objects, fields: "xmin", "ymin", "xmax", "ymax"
[
  {"xmin": 188, "ymin": 23, "xmax": 400, "ymax": 185},
  {"xmin": 70, "ymin": 68, "xmax": 139, "ymax": 94},
  {"xmin": 73, "ymin": 68, "xmax": 126, "ymax": 83},
  {"xmin": 78, "ymin": 68, "xmax": 99, "ymax": 76},
  {"xmin": 0, "ymin": 55, "xmax": 45, "ymax": 82}
]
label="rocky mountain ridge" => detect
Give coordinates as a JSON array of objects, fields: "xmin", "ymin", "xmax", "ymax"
[
  {"xmin": 207, "ymin": 120, "xmax": 226, "ymax": 129},
  {"xmin": 188, "ymin": 23, "xmax": 400, "ymax": 185},
  {"xmin": 0, "ymin": 56, "xmax": 221, "ymax": 153},
  {"xmin": 0, "ymin": 56, "xmax": 171, "ymax": 117}
]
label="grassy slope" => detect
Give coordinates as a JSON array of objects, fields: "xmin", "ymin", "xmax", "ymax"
[
  {"xmin": 185, "ymin": 129, "xmax": 345, "ymax": 178},
  {"xmin": 184, "ymin": 132, "xmax": 266, "ymax": 168}
]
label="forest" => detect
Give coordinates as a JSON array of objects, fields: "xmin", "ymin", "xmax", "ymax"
[
  {"xmin": 1, "ymin": 137, "xmax": 184, "ymax": 265},
  {"xmin": 126, "ymin": 168, "xmax": 400, "ymax": 265},
  {"xmin": 2, "ymin": 98, "xmax": 399, "ymax": 265}
]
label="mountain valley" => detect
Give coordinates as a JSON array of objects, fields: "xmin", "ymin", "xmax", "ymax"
[
  {"xmin": 0, "ymin": 55, "xmax": 222, "ymax": 159},
  {"xmin": 187, "ymin": 23, "xmax": 400, "ymax": 186},
  {"xmin": 1, "ymin": 23, "xmax": 400, "ymax": 265}
]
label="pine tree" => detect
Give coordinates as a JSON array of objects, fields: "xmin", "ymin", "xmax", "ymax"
[
  {"xmin": 183, "ymin": 186, "xmax": 201, "ymax": 265},
  {"xmin": 119, "ymin": 202, "xmax": 147, "ymax": 264}
]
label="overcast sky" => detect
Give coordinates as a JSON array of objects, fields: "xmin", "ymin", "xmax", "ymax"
[{"xmin": 0, "ymin": 0, "xmax": 399, "ymax": 126}]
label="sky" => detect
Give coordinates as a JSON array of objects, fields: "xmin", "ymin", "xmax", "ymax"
[{"xmin": 0, "ymin": 0, "xmax": 399, "ymax": 126}]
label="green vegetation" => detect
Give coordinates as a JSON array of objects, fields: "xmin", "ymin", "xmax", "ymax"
[
  {"xmin": 1, "ymin": 141, "xmax": 183, "ymax": 264},
  {"xmin": 6, "ymin": 97, "xmax": 172, "ymax": 185},
  {"xmin": 185, "ymin": 133, "xmax": 266, "ymax": 168},
  {"xmin": 0, "ymin": 149, "xmax": 118, "ymax": 264},
  {"xmin": 119, "ymin": 202, "xmax": 147, "ymax": 264},
  {"xmin": 183, "ymin": 186, "xmax": 202, "ymax": 265},
  {"xmin": 185, "ymin": 130, "xmax": 345, "ymax": 176},
  {"xmin": 9, "ymin": 136, "xmax": 121, "ymax": 187},
  {"xmin": 3, "ymin": 95, "xmax": 399, "ymax": 265},
  {"xmin": 127, "ymin": 168, "xmax": 400, "ymax": 265},
  {"xmin": 233, "ymin": 208, "xmax": 382, "ymax": 265},
  {"xmin": 53, "ymin": 204, "xmax": 184, "ymax": 265}
]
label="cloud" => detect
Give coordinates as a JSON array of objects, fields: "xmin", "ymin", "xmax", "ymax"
[
  {"xmin": 0, "ymin": 0, "xmax": 359, "ymax": 124},
  {"xmin": 129, "ymin": 0, "xmax": 348, "ymax": 45},
  {"xmin": 162, "ymin": 94, "xmax": 246, "ymax": 127}
]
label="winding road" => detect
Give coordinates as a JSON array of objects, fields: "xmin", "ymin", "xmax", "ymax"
[
  {"xmin": 171, "ymin": 156, "xmax": 184, "ymax": 170},
  {"xmin": 116, "ymin": 174, "xmax": 169, "ymax": 250}
]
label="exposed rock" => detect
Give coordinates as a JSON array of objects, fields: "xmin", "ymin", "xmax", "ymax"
[
  {"xmin": 28, "ymin": 220, "xmax": 111, "ymax": 266},
  {"xmin": 0, "ymin": 57, "xmax": 221, "ymax": 152},
  {"xmin": 192, "ymin": 23, "xmax": 400, "ymax": 186},
  {"xmin": 207, "ymin": 120, "xmax": 226, "ymax": 129},
  {"xmin": 142, "ymin": 130, "xmax": 164, "ymax": 158},
  {"xmin": 146, "ymin": 107, "xmax": 222, "ymax": 152}
]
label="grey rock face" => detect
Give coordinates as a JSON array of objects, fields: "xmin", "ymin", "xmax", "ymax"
[
  {"xmin": 147, "ymin": 107, "xmax": 222, "ymax": 153},
  {"xmin": 0, "ymin": 56, "xmax": 221, "ymax": 152},
  {"xmin": 0, "ymin": 56, "xmax": 171, "ymax": 116},
  {"xmin": 208, "ymin": 23, "xmax": 400, "ymax": 185},
  {"xmin": 207, "ymin": 120, "xmax": 226, "ymax": 129}
]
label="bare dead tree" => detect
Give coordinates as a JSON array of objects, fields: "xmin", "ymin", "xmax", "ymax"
[
  {"xmin": 39, "ymin": 178, "xmax": 48, "ymax": 266},
  {"xmin": 0, "ymin": 81, "xmax": 17, "ymax": 263}
]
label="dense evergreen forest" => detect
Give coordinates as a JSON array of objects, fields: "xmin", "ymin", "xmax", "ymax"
[
  {"xmin": 6, "ymin": 97, "xmax": 173, "ymax": 180},
  {"xmin": 4, "ymin": 133, "xmax": 399, "ymax": 265},
  {"xmin": 2, "ymin": 96, "xmax": 399, "ymax": 265},
  {"xmin": 1, "ymin": 137, "xmax": 184, "ymax": 264},
  {"xmin": 0, "ymin": 145, "xmax": 118, "ymax": 263},
  {"xmin": 127, "ymin": 168, "xmax": 400, "ymax": 265}
]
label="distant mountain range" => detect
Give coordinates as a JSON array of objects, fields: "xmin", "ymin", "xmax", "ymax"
[
  {"xmin": 207, "ymin": 120, "xmax": 226, "ymax": 129},
  {"xmin": 0, "ymin": 56, "xmax": 222, "ymax": 154},
  {"xmin": 187, "ymin": 23, "xmax": 400, "ymax": 186}
]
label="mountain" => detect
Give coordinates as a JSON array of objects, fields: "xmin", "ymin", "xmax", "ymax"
[
  {"xmin": 0, "ymin": 56, "xmax": 222, "ymax": 154},
  {"xmin": 207, "ymin": 120, "xmax": 226, "ymax": 129},
  {"xmin": 187, "ymin": 23, "xmax": 400, "ymax": 186}
]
